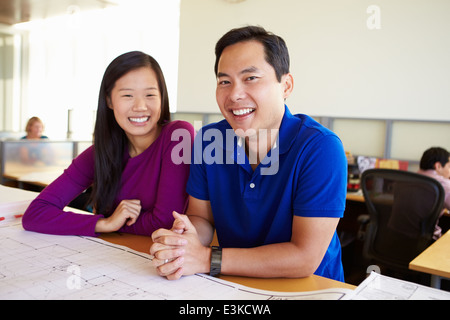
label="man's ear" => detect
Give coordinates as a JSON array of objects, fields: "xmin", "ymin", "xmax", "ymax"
[
  {"xmin": 282, "ymin": 73, "xmax": 294, "ymax": 100},
  {"xmin": 434, "ymin": 161, "xmax": 443, "ymax": 171}
]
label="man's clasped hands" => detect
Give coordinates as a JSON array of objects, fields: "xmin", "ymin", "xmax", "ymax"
[{"xmin": 150, "ymin": 212, "xmax": 211, "ymax": 280}]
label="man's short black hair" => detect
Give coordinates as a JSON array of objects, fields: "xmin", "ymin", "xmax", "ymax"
[
  {"xmin": 420, "ymin": 147, "xmax": 450, "ymax": 170},
  {"xmin": 214, "ymin": 25, "xmax": 290, "ymax": 82}
]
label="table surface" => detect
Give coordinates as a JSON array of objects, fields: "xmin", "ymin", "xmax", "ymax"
[
  {"xmin": 346, "ymin": 191, "xmax": 365, "ymax": 202},
  {"xmin": 1, "ymin": 184, "xmax": 355, "ymax": 293},
  {"xmin": 3, "ymin": 162, "xmax": 64, "ymax": 186},
  {"xmin": 100, "ymin": 232, "xmax": 356, "ymax": 292},
  {"xmin": 409, "ymin": 230, "xmax": 450, "ymax": 279}
]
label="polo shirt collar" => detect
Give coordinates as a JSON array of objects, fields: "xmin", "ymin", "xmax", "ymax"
[{"xmin": 277, "ymin": 105, "xmax": 302, "ymax": 155}]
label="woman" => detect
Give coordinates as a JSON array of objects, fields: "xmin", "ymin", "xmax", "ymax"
[
  {"xmin": 19, "ymin": 116, "xmax": 50, "ymax": 164},
  {"xmin": 22, "ymin": 51, "xmax": 195, "ymax": 236},
  {"xmin": 21, "ymin": 117, "xmax": 48, "ymax": 140}
]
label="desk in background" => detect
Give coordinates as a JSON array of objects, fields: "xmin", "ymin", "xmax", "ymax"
[
  {"xmin": 409, "ymin": 230, "xmax": 450, "ymax": 289},
  {"xmin": 1, "ymin": 139, "xmax": 91, "ymax": 188},
  {"xmin": 346, "ymin": 191, "xmax": 364, "ymax": 202}
]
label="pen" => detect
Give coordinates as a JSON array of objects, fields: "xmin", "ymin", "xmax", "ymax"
[{"xmin": 0, "ymin": 214, "xmax": 24, "ymax": 223}]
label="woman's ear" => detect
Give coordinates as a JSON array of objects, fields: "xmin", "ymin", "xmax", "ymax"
[{"xmin": 106, "ymin": 96, "xmax": 113, "ymax": 110}]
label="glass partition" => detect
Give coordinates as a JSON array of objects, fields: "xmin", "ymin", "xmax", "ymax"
[{"xmin": 1, "ymin": 140, "xmax": 91, "ymax": 186}]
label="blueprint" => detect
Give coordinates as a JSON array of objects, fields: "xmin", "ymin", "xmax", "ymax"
[
  {"xmin": 2, "ymin": 184, "xmax": 449, "ymax": 300},
  {"xmin": 0, "ymin": 221, "xmax": 351, "ymax": 300}
]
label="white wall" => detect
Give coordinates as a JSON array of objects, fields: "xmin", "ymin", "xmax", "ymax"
[
  {"xmin": 17, "ymin": 0, "xmax": 180, "ymax": 140},
  {"xmin": 0, "ymin": 29, "xmax": 22, "ymax": 132},
  {"xmin": 177, "ymin": 0, "xmax": 450, "ymax": 122}
]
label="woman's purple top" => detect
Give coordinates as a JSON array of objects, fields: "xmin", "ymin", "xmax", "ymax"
[{"xmin": 22, "ymin": 120, "xmax": 195, "ymax": 237}]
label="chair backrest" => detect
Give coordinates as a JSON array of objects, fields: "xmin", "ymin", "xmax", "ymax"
[{"xmin": 360, "ymin": 168, "xmax": 445, "ymax": 270}]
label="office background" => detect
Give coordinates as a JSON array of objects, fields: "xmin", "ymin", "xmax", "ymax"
[{"xmin": 1, "ymin": 0, "xmax": 450, "ymax": 169}]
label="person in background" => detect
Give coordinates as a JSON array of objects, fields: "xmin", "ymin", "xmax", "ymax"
[
  {"xmin": 19, "ymin": 116, "xmax": 51, "ymax": 164},
  {"xmin": 22, "ymin": 51, "xmax": 195, "ymax": 237},
  {"xmin": 150, "ymin": 26, "xmax": 347, "ymax": 282},
  {"xmin": 418, "ymin": 147, "xmax": 450, "ymax": 239},
  {"xmin": 21, "ymin": 117, "xmax": 48, "ymax": 140}
]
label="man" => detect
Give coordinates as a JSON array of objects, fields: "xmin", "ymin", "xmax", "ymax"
[
  {"xmin": 151, "ymin": 26, "xmax": 347, "ymax": 281},
  {"xmin": 418, "ymin": 147, "xmax": 450, "ymax": 239}
]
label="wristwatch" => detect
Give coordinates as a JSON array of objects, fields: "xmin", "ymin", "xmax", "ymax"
[{"xmin": 210, "ymin": 246, "xmax": 222, "ymax": 277}]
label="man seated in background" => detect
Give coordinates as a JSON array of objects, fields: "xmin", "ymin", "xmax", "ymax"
[{"xmin": 418, "ymin": 147, "xmax": 450, "ymax": 239}]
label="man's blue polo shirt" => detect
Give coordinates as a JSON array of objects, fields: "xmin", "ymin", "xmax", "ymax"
[{"xmin": 186, "ymin": 105, "xmax": 347, "ymax": 281}]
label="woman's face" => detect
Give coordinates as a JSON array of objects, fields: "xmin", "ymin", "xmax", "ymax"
[
  {"xmin": 108, "ymin": 67, "xmax": 162, "ymax": 154},
  {"xmin": 28, "ymin": 121, "xmax": 44, "ymax": 139}
]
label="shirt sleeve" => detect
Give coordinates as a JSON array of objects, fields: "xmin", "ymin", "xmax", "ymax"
[
  {"xmin": 293, "ymin": 133, "xmax": 347, "ymax": 218},
  {"xmin": 22, "ymin": 146, "xmax": 102, "ymax": 236},
  {"xmin": 437, "ymin": 176, "xmax": 450, "ymax": 210}
]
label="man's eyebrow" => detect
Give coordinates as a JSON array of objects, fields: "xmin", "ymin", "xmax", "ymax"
[
  {"xmin": 217, "ymin": 66, "xmax": 260, "ymax": 78},
  {"xmin": 217, "ymin": 72, "xmax": 229, "ymax": 78}
]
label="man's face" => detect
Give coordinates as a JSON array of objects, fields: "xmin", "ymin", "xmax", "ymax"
[
  {"xmin": 436, "ymin": 157, "xmax": 450, "ymax": 179},
  {"xmin": 215, "ymin": 40, "xmax": 293, "ymax": 138}
]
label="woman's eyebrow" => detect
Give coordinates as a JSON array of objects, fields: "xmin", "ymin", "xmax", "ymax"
[{"xmin": 118, "ymin": 87, "xmax": 158, "ymax": 91}]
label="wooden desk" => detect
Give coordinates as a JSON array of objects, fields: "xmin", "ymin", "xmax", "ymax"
[
  {"xmin": 3, "ymin": 163, "xmax": 64, "ymax": 187},
  {"xmin": 346, "ymin": 191, "xmax": 365, "ymax": 203},
  {"xmin": 100, "ymin": 232, "xmax": 355, "ymax": 292},
  {"xmin": 409, "ymin": 230, "xmax": 450, "ymax": 289}
]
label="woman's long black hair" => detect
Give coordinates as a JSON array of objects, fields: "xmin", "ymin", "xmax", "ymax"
[{"xmin": 89, "ymin": 51, "xmax": 171, "ymax": 216}]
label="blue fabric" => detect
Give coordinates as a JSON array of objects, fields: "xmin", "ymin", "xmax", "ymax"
[{"xmin": 186, "ymin": 106, "xmax": 347, "ymax": 281}]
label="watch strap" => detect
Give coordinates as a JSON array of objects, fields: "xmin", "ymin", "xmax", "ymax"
[{"xmin": 210, "ymin": 246, "xmax": 222, "ymax": 277}]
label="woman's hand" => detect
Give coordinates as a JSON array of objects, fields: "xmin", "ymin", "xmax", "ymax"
[{"xmin": 95, "ymin": 199, "xmax": 141, "ymax": 233}]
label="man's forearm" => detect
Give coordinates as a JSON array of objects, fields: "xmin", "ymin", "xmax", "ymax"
[{"xmin": 221, "ymin": 242, "xmax": 318, "ymax": 278}]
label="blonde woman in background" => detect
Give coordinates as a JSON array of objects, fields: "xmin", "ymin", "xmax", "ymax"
[{"xmin": 21, "ymin": 117, "xmax": 48, "ymax": 140}]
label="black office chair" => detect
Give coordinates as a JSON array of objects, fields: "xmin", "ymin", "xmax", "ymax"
[{"xmin": 360, "ymin": 169, "xmax": 445, "ymax": 273}]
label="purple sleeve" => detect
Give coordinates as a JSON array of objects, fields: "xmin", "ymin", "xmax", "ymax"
[
  {"xmin": 22, "ymin": 146, "xmax": 102, "ymax": 236},
  {"xmin": 118, "ymin": 121, "xmax": 195, "ymax": 235}
]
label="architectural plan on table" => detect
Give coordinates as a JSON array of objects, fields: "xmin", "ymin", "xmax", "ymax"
[
  {"xmin": 1, "ymin": 181, "xmax": 449, "ymax": 300},
  {"xmin": 0, "ymin": 221, "xmax": 352, "ymax": 300},
  {"xmin": 0, "ymin": 185, "xmax": 351, "ymax": 300},
  {"xmin": 2, "ymin": 219, "xmax": 450, "ymax": 300}
]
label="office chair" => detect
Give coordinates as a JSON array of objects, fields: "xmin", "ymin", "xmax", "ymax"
[{"xmin": 360, "ymin": 168, "xmax": 445, "ymax": 273}]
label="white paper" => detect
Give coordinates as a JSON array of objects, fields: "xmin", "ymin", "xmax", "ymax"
[
  {"xmin": 345, "ymin": 272, "xmax": 450, "ymax": 300},
  {"xmin": 0, "ymin": 185, "xmax": 37, "ymax": 221},
  {"xmin": 0, "ymin": 222, "xmax": 352, "ymax": 300}
]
